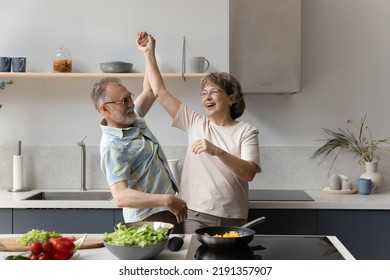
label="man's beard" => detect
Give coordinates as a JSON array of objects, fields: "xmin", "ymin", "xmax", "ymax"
[{"xmin": 116, "ymin": 111, "xmax": 136, "ymax": 127}]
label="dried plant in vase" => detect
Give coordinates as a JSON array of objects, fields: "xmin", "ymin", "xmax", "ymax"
[{"xmin": 311, "ymin": 115, "xmax": 390, "ymax": 173}]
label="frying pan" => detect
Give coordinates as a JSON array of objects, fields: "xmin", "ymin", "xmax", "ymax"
[{"xmin": 195, "ymin": 216, "xmax": 266, "ymax": 249}]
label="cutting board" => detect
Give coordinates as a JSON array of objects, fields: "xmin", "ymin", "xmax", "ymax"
[{"xmin": 0, "ymin": 236, "xmax": 104, "ymax": 252}]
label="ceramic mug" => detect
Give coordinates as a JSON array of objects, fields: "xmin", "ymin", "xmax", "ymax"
[
  {"xmin": 357, "ymin": 178, "xmax": 376, "ymax": 195},
  {"xmin": 11, "ymin": 57, "xmax": 26, "ymax": 72},
  {"xmin": 190, "ymin": 56, "xmax": 210, "ymax": 73},
  {"xmin": 0, "ymin": 57, "xmax": 11, "ymax": 72}
]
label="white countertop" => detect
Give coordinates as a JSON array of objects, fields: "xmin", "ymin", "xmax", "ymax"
[
  {"xmin": 1, "ymin": 188, "xmax": 390, "ymax": 210},
  {"xmin": 0, "ymin": 234, "xmax": 355, "ymax": 260}
]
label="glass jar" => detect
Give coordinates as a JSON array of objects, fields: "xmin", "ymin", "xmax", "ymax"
[{"xmin": 53, "ymin": 46, "xmax": 72, "ymax": 73}]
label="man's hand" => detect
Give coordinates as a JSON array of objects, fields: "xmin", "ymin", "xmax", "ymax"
[{"xmin": 165, "ymin": 195, "xmax": 188, "ymax": 223}]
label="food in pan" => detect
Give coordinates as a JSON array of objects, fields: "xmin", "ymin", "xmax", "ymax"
[{"xmin": 204, "ymin": 231, "xmax": 242, "ymax": 238}]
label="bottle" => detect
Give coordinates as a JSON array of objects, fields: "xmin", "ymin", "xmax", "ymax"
[{"xmin": 53, "ymin": 46, "xmax": 72, "ymax": 73}]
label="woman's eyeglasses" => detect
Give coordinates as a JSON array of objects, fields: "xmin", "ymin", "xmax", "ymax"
[{"xmin": 200, "ymin": 89, "xmax": 225, "ymax": 99}]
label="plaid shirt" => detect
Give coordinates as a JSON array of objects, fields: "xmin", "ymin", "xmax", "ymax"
[{"xmin": 99, "ymin": 106, "xmax": 176, "ymax": 222}]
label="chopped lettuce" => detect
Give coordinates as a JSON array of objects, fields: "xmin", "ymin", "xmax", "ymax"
[
  {"xmin": 17, "ymin": 229, "xmax": 62, "ymax": 246},
  {"xmin": 103, "ymin": 223, "xmax": 169, "ymax": 247}
]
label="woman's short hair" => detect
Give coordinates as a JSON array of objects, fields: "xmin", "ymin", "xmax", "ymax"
[{"xmin": 200, "ymin": 72, "xmax": 245, "ymax": 120}]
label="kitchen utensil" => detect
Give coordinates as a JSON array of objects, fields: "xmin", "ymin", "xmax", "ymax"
[
  {"xmin": 167, "ymin": 235, "xmax": 184, "ymax": 252},
  {"xmin": 181, "ymin": 35, "xmax": 186, "ymax": 81},
  {"xmin": 99, "ymin": 61, "xmax": 133, "ymax": 73},
  {"xmin": 11, "ymin": 57, "xmax": 26, "ymax": 72},
  {"xmin": 195, "ymin": 216, "xmax": 266, "ymax": 249},
  {"xmin": 190, "ymin": 56, "xmax": 209, "ymax": 73},
  {"xmin": 0, "ymin": 57, "xmax": 11, "ymax": 72}
]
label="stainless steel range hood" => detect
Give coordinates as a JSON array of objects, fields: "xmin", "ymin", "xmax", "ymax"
[{"xmin": 229, "ymin": 0, "xmax": 301, "ymax": 95}]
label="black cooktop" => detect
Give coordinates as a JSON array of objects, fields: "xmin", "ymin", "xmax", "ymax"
[{"xmin": 186, "ymin": 235, "xmax": 345, "ymax": 260}]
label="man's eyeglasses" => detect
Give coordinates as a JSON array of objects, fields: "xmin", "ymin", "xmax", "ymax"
[
  {"xmin": 103, "ymin": 93, "xmax": 135, "ymax": 106},
  {"xmin": 200, "ymin": 89, "xmax": 225, "ymax": 99}
]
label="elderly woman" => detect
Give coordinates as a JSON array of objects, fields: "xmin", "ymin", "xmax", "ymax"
[{"xmin": 137, "ymin": 32, "xmax": 262, "ymax": 233}]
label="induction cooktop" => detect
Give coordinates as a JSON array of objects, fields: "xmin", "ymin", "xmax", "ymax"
[
  {"xmin": 186, "ymin": 235, "xmax": 344, "ymax": 260},
  {"xmin": 248, "ymin": 190, "xmax": 314, "ymax": 201}
]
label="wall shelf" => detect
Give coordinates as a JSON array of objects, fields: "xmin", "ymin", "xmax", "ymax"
[{"xmin": 0, "ymin": 72, "xmax": 206, "ymax": 79}]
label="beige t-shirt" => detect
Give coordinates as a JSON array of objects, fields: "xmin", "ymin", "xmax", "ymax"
[{"xmin": 172, "ymin": 104, "xmax": 260, "ymax": 219}]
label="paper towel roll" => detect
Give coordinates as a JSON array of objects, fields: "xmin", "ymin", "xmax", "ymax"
[{"xmin": 13, "ymin": 155, "xmax": 23, "ymax": 191}]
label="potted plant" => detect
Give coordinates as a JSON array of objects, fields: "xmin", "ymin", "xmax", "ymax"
[
  {"xmin": 0, "ymin": 79, "xmax": 13, "ymax": 110},
  {"xmin": 311, "ymin": 115, "xmax": 390, "ymax": 187}
]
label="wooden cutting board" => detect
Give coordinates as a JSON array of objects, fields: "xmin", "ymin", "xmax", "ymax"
[{"xmin": 0, "ymin": 236, "xmax": 104, "ymax": 252}]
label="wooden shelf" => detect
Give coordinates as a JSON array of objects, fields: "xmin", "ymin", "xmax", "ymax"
[{"xmin": 0, "ymin": 72, "xmax": 206, "ymax": 79}]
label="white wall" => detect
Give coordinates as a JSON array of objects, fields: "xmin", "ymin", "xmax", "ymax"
[
  {"xmin": 2, "ymin": 0, "xmax": 390, "ymax": 190},
  {"xmin": 0, "ymin": 0, "xmax": 228, "ymax": 74},
  {"xmin": 2, "ymin": 0, "xmax": 390, "ymax": 146}
]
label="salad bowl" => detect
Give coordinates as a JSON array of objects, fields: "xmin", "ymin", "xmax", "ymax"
[
  {"xmin": 103, "ymin": 222, "xmax": 173, "ymax": 260},
  {"xmin": 103, "ymin": 239, "xmax": 168, "ymax": 260}
]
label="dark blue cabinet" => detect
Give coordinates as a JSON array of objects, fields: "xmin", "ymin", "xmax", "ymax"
[
  {"xmin": 249, "ymin": 208, "xmax": 390, "ymax": 260},
  {"xmin": 0, "ymin": 209, "xmax": 12, "ymax": 233},
  {"xmin": 317, "ymin": 210, "xmax": 390, "ymax": 260},
  {"xmin": 248, "ymin": 209, "xmax": 317, "ymax": 235},
  {"xmin": 13, "ymin": 209, "xmax": 116, "ymax": 234}
]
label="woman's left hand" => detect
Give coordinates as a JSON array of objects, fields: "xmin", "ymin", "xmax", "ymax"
[{"xmin": 192, "ymin": 139, "xmax": 222, "ymax": 156}]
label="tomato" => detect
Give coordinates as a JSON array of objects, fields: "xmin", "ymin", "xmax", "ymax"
[
  {"xmin": 30, "ymin": 254, "xmax": 40, "ymax": 260},
  {"xmin": 49, "ymin": 238, "xmax": 75, "ymax": 260},
  {"xmin": 39, "ymin": 253, "xmax": 50, "ymax": 260},
  {"xmin": 43, "ymin": 241, "xmax": 54, "ymax": 258},
  {"xmin": 30, "ymin": 241, "xmax": 43, "ymax": 255},
  {"xmin": 64, "ymin": 236, "xmax": 76, "ymax": 242},
  {"xmin": 52, "ymin": 251, "xmax": 72, "ymax": 260}
]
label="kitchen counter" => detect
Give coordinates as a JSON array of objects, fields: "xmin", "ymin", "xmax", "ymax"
[
  {"xmin": 1, "ymin": 188, "xmax": 390, "ymax": 210},
  {"xmin": 0, "ymin": 234, "xmax": 355, "ymax": 260}
]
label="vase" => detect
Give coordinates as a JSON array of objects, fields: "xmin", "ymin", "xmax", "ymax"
[{"xmin": 360, "ymin": 161, "xmax": 384, "ymax": 190}]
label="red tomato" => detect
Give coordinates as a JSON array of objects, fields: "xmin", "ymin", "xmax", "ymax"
[
  {"xmin": 30, "ymin": 241, "xmax": 43, "ymax": 255},
  {"xmin": 49, "ymin": 237, "xmax": 75, "ymax": 260},
  {"xmin": 30, "ymin": 254, "xmax": 40, "ymax": 260},
  {"xmin": 64, "ymin": 236, "xmax": 76, "ymax": 242},
  {"xmin": 39, "ymin": 253, "xmax": 50, "ymax": 260},
  {"xmin": 43, "ymin": 241, "xmax": 54, "ymax": 258},
  {"xmin": 52, "ymin": 251, "xmax": 72, "ymax": 260}
]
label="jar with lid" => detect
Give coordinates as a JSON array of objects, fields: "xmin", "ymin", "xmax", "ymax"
[{"xmin": 53, "ymin": 46, "xmax": 72, "ymax": 73}]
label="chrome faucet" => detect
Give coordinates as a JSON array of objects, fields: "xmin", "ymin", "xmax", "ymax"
[{"xmin": 77, "ymin": 135, "xmax": 88, "ymax": 191}]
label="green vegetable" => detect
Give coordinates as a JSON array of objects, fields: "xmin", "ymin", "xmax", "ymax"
[
  {"xmin": 104, "ymin": 223, "xmax": 169, "ymax": 247},
  {"xmin": 17, "ymin": 229, "xmax": 62, "ymax": 246},
  {"xmin": 74, "ymin": 233, "xmax": 87, "ymax": 251},
  {"xmin": 5, "ymin": 255, "xmax": 30, "ymax": 260}
]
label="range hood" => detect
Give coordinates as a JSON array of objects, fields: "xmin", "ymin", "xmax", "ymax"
[{"xmin": 229, "ymin": 0, "xmax": 301, "ymax": 95}]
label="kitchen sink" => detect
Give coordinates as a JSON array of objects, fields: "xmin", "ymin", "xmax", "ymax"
[{"xmin": 23, "ymin": 191, "xmax": 113, "ymax": 201}]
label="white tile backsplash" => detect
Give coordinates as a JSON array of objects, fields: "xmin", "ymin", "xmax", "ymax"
[{"xmin": 1, "ymin": 145, "xmax": 389, "ymax": 192}]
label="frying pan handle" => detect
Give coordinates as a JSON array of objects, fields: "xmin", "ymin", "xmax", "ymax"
[{"xmin": 241, "ymin": 216, "xmax": 266, "ymax": 228}]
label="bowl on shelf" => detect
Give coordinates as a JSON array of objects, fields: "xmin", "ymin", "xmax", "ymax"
[{"xmin": 99, "ymin": 61, "xmax": 133, "ymax": 73}]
